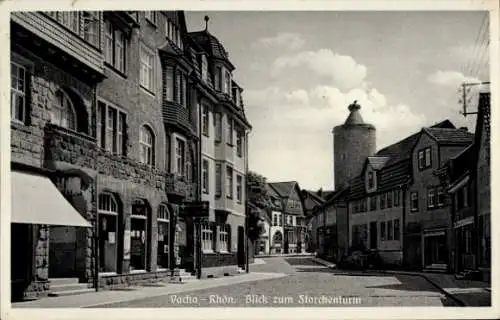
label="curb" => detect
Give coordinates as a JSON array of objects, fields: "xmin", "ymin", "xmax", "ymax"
[
  {"xmin": 418, "ymin": 274, "xmax": 466, "ymax": 307},
  {"xmin": 312, "ymin": 258, "xmax": 467, "ymax": 306}
]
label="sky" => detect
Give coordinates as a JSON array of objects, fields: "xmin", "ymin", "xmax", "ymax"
[{"xmin": 186, "ymin": 11, "xmax": 490, "ymax": 191}]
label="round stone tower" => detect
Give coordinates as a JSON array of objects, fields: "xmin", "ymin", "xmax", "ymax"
[{"xmin": 333, "ymin": 101, "xmax": 376, "ymax": 190}]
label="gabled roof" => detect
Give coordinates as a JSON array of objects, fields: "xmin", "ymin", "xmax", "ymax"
[
  {"xmin": 430, "ymin": 119, "xmax": 455, "ymax": 129},
  {"xmin": 301, "ymin": 190, "xmax": 325, "ymax": 204},
  {"xmin": 265, "ymin": 184, "xmax": 280, "ymax": 199},
  {"xmin": 375, "ymin": 131, "xmax": 421, "ymax": 166},
  {"xmin": 267, "ymin": 181, "xmax": 298, "ymax": 199},
  {"xmin": 348, "ymin": 159, "xmax": 411, "ymax": 199},
  {"xmin": 424, "ymin": 127, "xmax": 475, "ymax": 145}
]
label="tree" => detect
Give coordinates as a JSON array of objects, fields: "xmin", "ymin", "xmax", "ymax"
[{"xmin": 246, "ymin": 171, "xmax": 273, "ymax": 242}]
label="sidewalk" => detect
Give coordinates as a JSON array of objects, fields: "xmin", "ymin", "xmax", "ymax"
[
  {"xmin": 255, "ymin": 252, "xmax": 315, "ymax": 258},
  {"xmin": 312, "ymin": 257, "xmax": 491, "ymax": 307},
  {"xmin": 11, "ymin": 272, "xmax": 287, "ymax": 308}
]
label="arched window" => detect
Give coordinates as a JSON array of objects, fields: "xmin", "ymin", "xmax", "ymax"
[
  {"xmin": 51, "ymin": 90, "xmax": 77, "ymax": 130},
  {"xmin": 139, "ymin": 125, "xmax": 155, "ymax": 166},
  {"xmin": 98, "ymin": 192, "xmax": 118, "ymax": 214}
]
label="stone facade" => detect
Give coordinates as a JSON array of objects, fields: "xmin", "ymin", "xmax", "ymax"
[{"xmin": 10, "ymin": 11, "xmax": 251, "ymax": 301}]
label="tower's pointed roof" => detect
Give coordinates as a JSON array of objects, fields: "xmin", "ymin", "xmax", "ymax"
[{"xmin": 344, "ymin": 100, "xmax": 365, "ymax": 125}]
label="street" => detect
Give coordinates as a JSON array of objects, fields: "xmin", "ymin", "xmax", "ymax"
[{"xmin": 96, "ymin": 256, "xmax": 459, "ymax": 307}]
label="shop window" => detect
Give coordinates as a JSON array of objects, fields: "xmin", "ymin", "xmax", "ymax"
[
  {"xmin": 98, "ymin": 193, "xmax": 119, "ymax": 273},
  {"xmin": 219, "ymin": 224, "xmax": 229, "ymax": 252},
  {"xmin": 157, "ymin": 204, "xmax": 170, "ymax": 269},
  {"xmin": 201, "ymin": 223, "xmax": 214, "ymax": 252},
  {"xmin": 130, "ymin": 199, "xmax": 149, "ymax": 271}
]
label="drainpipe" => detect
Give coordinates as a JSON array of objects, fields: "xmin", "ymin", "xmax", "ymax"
[
  {"xmin": 93, "ymin": 85, "xmax": 99, "ymax": 292},
  {"xmin": 196, "ymin": 92, "xmax": 202, "ymax": 280},
  {"xmin": 94, "ymin": 175, "xmax": 99, "ymax": 292}
]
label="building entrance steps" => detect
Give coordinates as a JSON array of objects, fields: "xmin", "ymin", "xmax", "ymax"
[
  {"xmin": 12, "ymin": 272, "xmax": 287, "ymax": 308},
  {"xmin": 48, "ymin": 278, "xmax": 94, "ymax": 297}
]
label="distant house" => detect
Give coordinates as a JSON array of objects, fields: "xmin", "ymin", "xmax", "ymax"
[
  {"xmin": 301, "ymin": 190, "xmax": 326, "ymax": 252},
  {"xmin": 267, "ymin": 181, "xmax": 307, "ymax": 254}
]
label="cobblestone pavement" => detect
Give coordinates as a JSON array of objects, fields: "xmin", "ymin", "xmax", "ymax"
[{"xmin": 97, "ymin": 257, "xmax": 459, "ymax": 307}]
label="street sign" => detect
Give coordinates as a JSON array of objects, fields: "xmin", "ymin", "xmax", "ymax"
[{"xmin": 179, "ymin": 201, "xmax": 210, "ymax": 218}]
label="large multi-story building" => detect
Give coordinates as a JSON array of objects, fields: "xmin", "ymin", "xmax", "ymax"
[
  {"xmin": 10, "ymin": 10, "xmax": 251, "ymax": 301},
  {"xmin": 188, "ymin": 25, "xmax": 252, "ymax": 276}
]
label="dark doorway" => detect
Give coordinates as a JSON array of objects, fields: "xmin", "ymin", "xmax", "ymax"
[
  {"xmin": 237, "ymin": 226, "xmax": 245, "ymax": 268},
  {"xmin": 369, "ymin": 222, "xmax": 377, "ymax": 249},
  {"xmin": 11, "ymin": 223, "xmax": 32, "ymax": 302},
  {"xmin": 49, "ymin": 226, "xmax": 77, "ymax": 277}
]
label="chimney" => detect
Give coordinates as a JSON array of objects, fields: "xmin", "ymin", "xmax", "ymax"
[{"xmin": 459, "ymin": 127, "xmax": 468, "ymax": 132}]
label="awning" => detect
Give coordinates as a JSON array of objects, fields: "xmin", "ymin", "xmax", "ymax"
[{"xmin": 11, "ymin": 171, "xmax": 92, "ymax": 227}]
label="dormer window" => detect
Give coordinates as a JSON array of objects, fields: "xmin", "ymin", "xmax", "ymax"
[
  {"xmin": 368, "ymin": 172, "xmax": 374, "ymax": 189},
  {"xmin": 214, "ymin": 66, "xmax": 222, "ymax": 91},
  {"xmin": 224, "ymin": 71, "xmax": 232, "ymax": 95}
]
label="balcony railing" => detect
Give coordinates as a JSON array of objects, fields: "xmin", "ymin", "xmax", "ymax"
[
  {"xmin": 44, "ymin": 124, "xmax": 97, "ymax": 170},
  {"xmin": 11, "ymin": 12, "xmax": 105, "ymax": 75},
  {"xmin": 165, "ymin": 173, "xmax": 196, "ymax": 200}
]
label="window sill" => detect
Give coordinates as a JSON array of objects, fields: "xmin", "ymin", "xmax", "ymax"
[
  {"xmin": 226, "ymin": 196, "xmax": 233, "ymax": 200},
  {"xmin": 202, "ymin": 250, "xmax": 215, "ymax": 254},
  {"xmin": 104, "ymin": 62, "xmax": 127, "ymax": 79},
  {"xmin": 226, "ymin": 143, "xmax": 234, "ymax": 148},
  {"xmin": 130, "ymin": 269, "xmax": 147, "ymax": 274},
  {"xmin": 202, "ymin": 133, "xmax": 209, "ymax": 138},
  {"xmin": 140, "ymin": 85, "xmax": 156, "ymax": 97},
  {"xmin": 410, "ymin": 209, "xmax": 419, "ymax": 213},
  {"xmin": 215, "ymin": 140, "xmax": 222, "ymax": 144},
  {"xmin": 218, "ymin": 251, "xmax": 230, "ymax": 254},
  {"xmin": 203, "ymin": 190, "xmax": 209, "ymax": 194}
]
